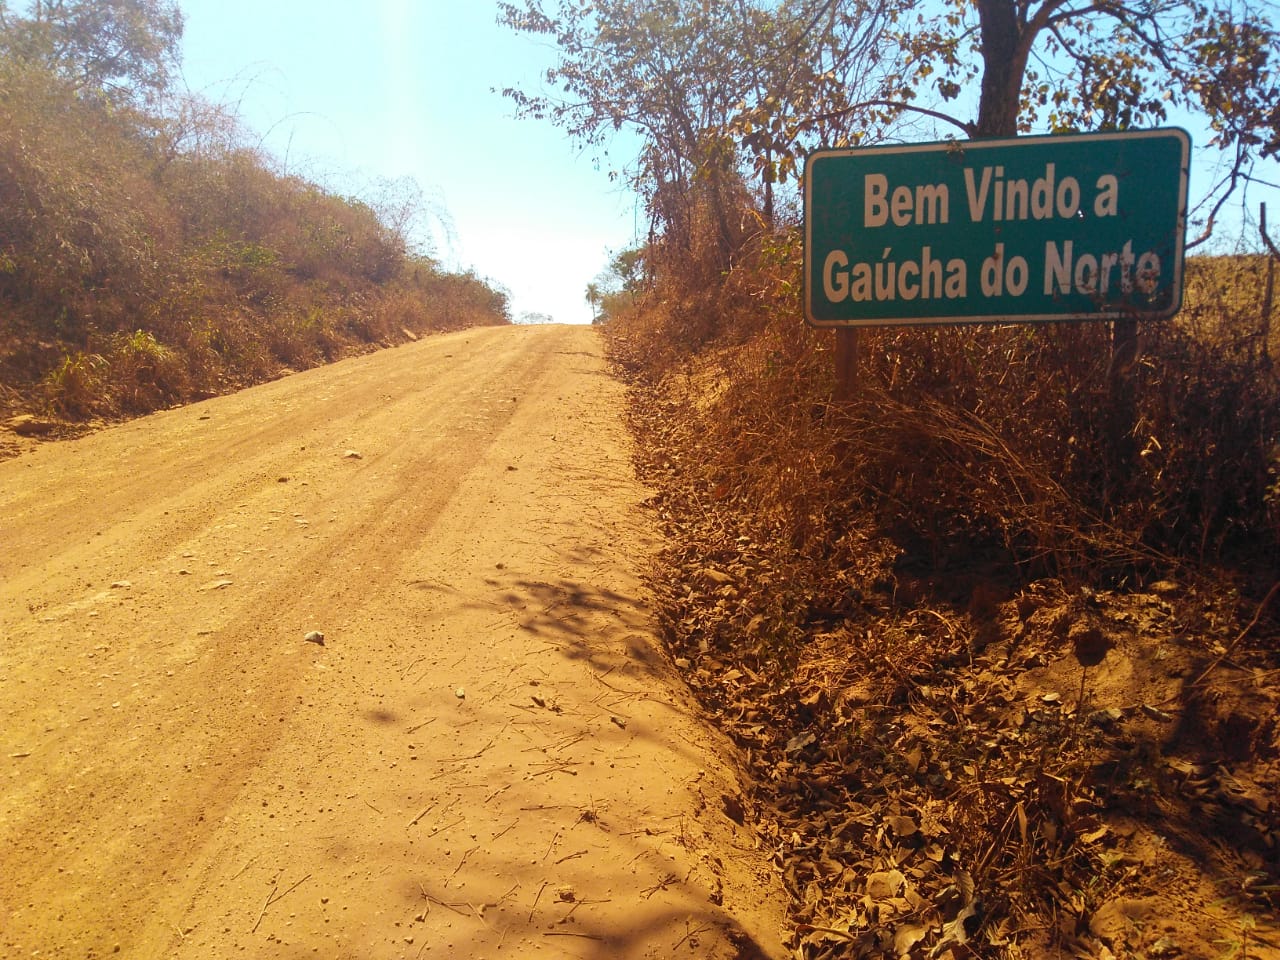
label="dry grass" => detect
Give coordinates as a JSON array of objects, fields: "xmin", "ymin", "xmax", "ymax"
[
  {"xmin": 608, "ymin": 226, "xmax": 1280, "ymax": 957},
  {"xmin": 0, "ymin": 59, "xmax": 510, "ymax": 428},
  {"xmin": 614, "ymin": 242, "xmax": 1279, "ymax": 583}
]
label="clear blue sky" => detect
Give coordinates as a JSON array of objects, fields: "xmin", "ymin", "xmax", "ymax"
[{"xmin": 178, "ymin": 0, "xmax": 643, "ymax": 325}]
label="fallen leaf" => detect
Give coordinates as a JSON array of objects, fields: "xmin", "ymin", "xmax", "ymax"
[
  {"xmin": 866, "ymin": 868, "xmax": 905, "ymax": 900},
  {"xmin": 785, "ymin": 732, "xmax": 816, "ymax": 755},
  {"xmin": 893, "ymin": 922, "xmax": 930, "ymax": 954},
  {"xmin": 885, "ymin": 815, "xmax": 919, "ymax": 837}
]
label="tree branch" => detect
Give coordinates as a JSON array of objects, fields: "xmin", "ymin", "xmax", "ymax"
[
  {"xmin": 1185, "ymin": 140, "xmax": 1248, "ymax": 251},
  {"xmin": 1262, "ymin": 202, "xmax": 1280, "ymax": 259},
  {"xmin": 806, "ymin": 100, "xmax": 975, "ymax": 138},
  {"xmin": 1047, "ymin": 22, "xmax": 1092, "ymax": 69},
  {"xmin": 1044, "ymin": 2, "xmax": 1107, "ymax": 27}
]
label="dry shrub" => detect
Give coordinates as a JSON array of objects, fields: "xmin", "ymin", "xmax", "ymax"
[
  {"xmin": 413, "ymin": 268, "xmax": 512, "ymax": 332},
  {"xmin": 192, "ymin": 311, "xmax": 274, "ymax": 387},
  {"xmin": 370, "ymin": 287, "xmax": 427, "ymax": 338},
  {"xmin": 0, "ymin": 58, "xmax": 511, "ymax": 425},
  {"xmin": 260, "ymin": 308, "xmax": 322, "ymax": 368},
  {"xmin": 1181, "ymin": 253, "xmax": 1275, "ymax": 358},
  {"xmin": 616, "ymin": 181, "xmax": 763, "ymax": 361},
  {"xmin": 616, "ymin": 241, "xmax": 1279, "ymax": 585},
  {"xmin": 103, "ymin": 329, "xmax": 189, "ymax": 413},
  {"xmin": 41, "ymin": 351, "xmax": 107, "ymax": 418},
  {"xmin": 0, "ymin": 59, "xmax": 180, "ymax": 342}
]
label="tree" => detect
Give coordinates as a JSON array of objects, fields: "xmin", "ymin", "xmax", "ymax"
[
  {"xmin": 725, "ymin": 0, "xmax": 897, "ymax": 221},
  {"xmin": 585, "ymin": 281, "xmax": 602, "ymax": 323},
  {"xmin": 500, "ymin": 0, "xmax": 742, "ymax": 264},
  {"xmin": 589, "ymin": 248, "xmax": 651, "ymax": 323},
  {"xmin": 0, "ymin": 0, "xmax": 183, "ymax": 105},
  {"xmin": 499, "ymin": 0, "xmax": 890, "ymax": 262},
  {"xmin": 608, "ymin": 247, "xmax": 647, "ymax": 295},
  {"xmin": 881, "ymin": 0, "xmax": 1279, "ymax": 146},
  {"xmin": 758, "ymin": 0, "xmax": 1280, "ymax": 239}
]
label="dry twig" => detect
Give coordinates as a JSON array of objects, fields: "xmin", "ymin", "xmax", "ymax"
[{"xmin": 251, "ymin": 873, "xmax": 311, "ymax": 933}]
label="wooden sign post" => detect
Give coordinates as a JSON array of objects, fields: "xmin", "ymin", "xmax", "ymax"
[{"xmin": 834, "ymin": 328, "xmax": 859, "ymax": 401}]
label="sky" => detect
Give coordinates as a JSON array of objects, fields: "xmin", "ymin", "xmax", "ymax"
[{"xmin": 177, "ymin": 1, "xmax": 644, "ymax": 326}]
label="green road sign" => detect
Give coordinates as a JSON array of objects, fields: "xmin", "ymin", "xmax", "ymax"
[{"xmin": 804, "ymin": 129, "xmax": 1190, "ymax": 327}]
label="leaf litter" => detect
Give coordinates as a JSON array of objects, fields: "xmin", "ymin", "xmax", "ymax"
[{"xmin": 619, "ymin": 351, "xmax": 1280, "ymax": 959}]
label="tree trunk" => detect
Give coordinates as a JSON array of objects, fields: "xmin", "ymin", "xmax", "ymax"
[{"xmin": 974, "ymin": 0, "xmax": 1022, "ymax": 138}]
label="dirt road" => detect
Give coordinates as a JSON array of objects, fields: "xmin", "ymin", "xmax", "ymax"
[{"xmin": 0, "ymin": 325, "xmax": 786, "ymax": 959}]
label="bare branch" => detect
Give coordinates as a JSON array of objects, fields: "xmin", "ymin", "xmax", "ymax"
[
  {"xmin": 1186, "ymin": 141, "xmax": 1248, "ymax": 251},
  {"xmin": 808, "ymin": 100, "xmax": 975, "ymax": 138},
  {"xmin": 1260, "ymin": 203, "xmax": 1280, "ymax": 259}
]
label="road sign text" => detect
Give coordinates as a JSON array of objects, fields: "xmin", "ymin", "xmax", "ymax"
[{"xmin": 805, "ymin": 131, "xmax": 1190, "ymax": 326}]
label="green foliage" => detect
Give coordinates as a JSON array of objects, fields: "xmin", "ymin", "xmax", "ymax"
[{"xmin": 42, "ymin": 350, "xmax": 105, "ymax": 417}]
